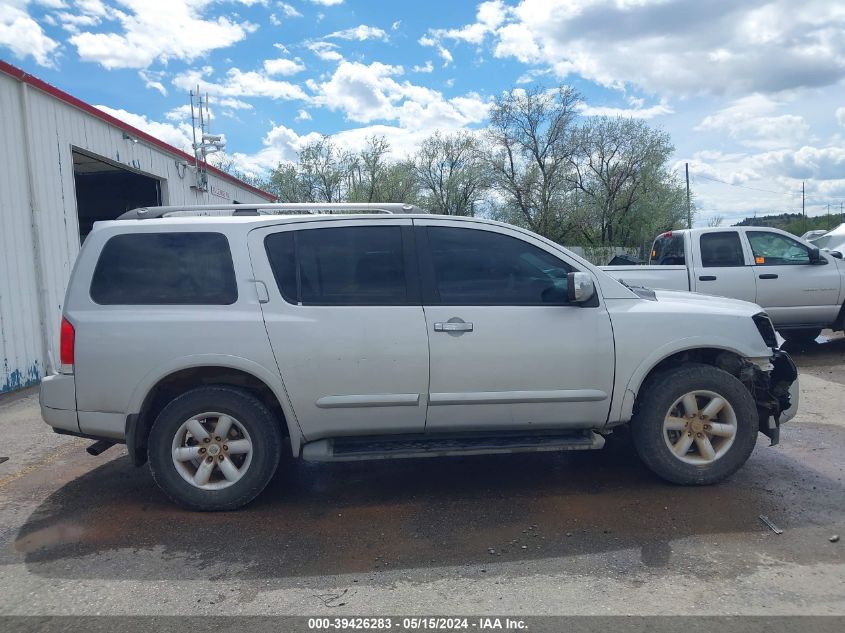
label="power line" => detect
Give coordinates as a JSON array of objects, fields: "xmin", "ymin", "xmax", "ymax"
[
  {"xmin": 693, "ymin": 173, "xmax": 799, "ymax": 197},
  {"xmin": 693, "ymin": 171, "xmax": 845, "ymax": 203}
]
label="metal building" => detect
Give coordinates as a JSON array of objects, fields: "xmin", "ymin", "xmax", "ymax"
[{"xmin": 0, "ymin": 60, "xmax": 276, "ymax": 394}]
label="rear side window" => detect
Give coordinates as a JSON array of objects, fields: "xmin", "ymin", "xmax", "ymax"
[
  {"xmin": 650, "ymin": 233, "xmax": 685, "ymax": 265},
  {"xmin": 700, "ymin": 232, "xmax": 745, "ymax": 267},
  {"xmin": 264, "ymin": 226, "xmax": 410, "ymax": 305},
  {"xmin": 90, "ymin": 232, "xmax": 238, "ymax": 305}
]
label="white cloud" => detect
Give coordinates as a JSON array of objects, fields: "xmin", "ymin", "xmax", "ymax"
[
  {"xmin": 325, "ymin": 24, "xmax": 389, "ymax": 42},
  {"xmin": 578, "ymin": 98, "xmax": 673, "ymax": 119},
  {"xmin": 429, "ymin": 0, "xmax": 507, "ymax": 45},
  {"xmin": 218, "ymin": 97, "xmax": 253, "ymax": 110},
  {"xmin": 55, "ymin": 10, "xmax": 101, "ymax": 34},
  {"xmin": 419, "ymin": 35, "xmax": 454, "ymax": 67},
  {"xmin": 314, "ymin": 60, "xmax": 490, "ymax": 129},
  {"xmin": 139, "ymin": 69, "xmax": 167, "ymax": 95},
  {"xmin": 482, "ymin": 0, "xmax": 845, "ymax": 97},
  {"xmin": 295, "ymin": 109, "xmax": 312, "ymax": 121},
  {"xmin": 308, "ymin": 0, "xmax": 342, "ymax": 5},
  {"xmin": 263, "ymin": 57, "xmax": 306, "ymax": 76},
  {"xmin": 412, "ymin": 61, "xmax": 434, "ymax": 73},
  {"xmin": 0, "ymin": 2, "xmax": 60, "ymax": 67},
  {"xmin": 305, "ymin": 40, "xmax": 343, "ymax": 62},
  {"xmin": 837, "ymin": 107, "xmax": 845, "ymax": 127},
  {"xmin": 68, "ymin": 1, "xmax": 259, "ymax": 70},
  {"xmin": 173, "ymin": 66, "xmax": 308, "ymax": 100},
  {"xmin": 277, "ymin": 2, "xmax": 301, "ymax": 17},
  {"xmin": 696, "ymin": 94, "xmax": 810, "ymax": 149},
  {"xmin": 95, "ymin": 105, "xmax": 194, "ymax": 151}
]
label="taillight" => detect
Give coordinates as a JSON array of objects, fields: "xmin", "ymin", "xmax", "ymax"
[
  {"xmin": 60, "ymin": 317, "xmax": 75, "ymax": 367},
  {"xmin": 661, "ymin": 231, "xmax": 673, "ymax": 238}
]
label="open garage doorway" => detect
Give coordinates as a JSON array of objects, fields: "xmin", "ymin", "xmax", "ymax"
[{"xmin": 73, "ymin": 149, "xmax": 163, "ymax": 241}]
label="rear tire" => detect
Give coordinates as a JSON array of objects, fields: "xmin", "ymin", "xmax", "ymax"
[
  {"xmin": 148, "ymin": 386, "xmax": 282, "ymax": 511},
  {"xmin": 631, "ymin": 364, "xmax": 758, "ymax": 485}
]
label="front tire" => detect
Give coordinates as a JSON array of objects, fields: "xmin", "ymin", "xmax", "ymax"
[
  {"xmin": 631, "ymin": 364, "xmax": 758, "ymax": 485},
  {"xmin": 148, "ymin": 386, "xmax": 282, "ymax": 511}
]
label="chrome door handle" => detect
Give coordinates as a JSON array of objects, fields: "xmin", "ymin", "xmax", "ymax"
[{"xmin": 434, "ymin": 322, "xmax": 473, "ymax": 332}]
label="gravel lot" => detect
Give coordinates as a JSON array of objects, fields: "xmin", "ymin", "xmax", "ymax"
[{"xmin": 1, "ymin": 333, "xmax": 843, "ymax": 616}]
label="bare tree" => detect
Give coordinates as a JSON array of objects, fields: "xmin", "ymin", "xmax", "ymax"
[
  {"xmin": 414, "ymin": 131, "xmax": 490, "ymax": 216},
  {"xmin": 298, "ymin": 136, "xmax": 353, "ymax": 202},
  {"xmin": 486, "ymin": 85, "xmax": 580, "ymax": 240}
]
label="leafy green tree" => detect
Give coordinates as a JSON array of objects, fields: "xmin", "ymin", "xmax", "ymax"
[{"xmin": 569, "ymin": 116, "xmax": 686, "ymax": 246}]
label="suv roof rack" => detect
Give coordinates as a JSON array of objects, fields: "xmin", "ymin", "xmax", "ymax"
[{"xmin": 117, "ymin": 202, "xmax": 426, "ymax": 220}]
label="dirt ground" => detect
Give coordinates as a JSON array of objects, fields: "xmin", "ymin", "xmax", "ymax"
[{"xmin": 0, "ymin": 332, "xmax": 843, "ymax": 616}]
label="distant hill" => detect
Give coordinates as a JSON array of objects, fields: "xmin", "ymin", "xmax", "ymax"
[{"xmin": 733, "ymin": 212, "xmax": 842, "ymax": 236}]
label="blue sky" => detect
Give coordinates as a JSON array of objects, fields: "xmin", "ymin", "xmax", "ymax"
[{"xmin": 3, "ymin": 0, "xmax": 845, "ymax": 225}]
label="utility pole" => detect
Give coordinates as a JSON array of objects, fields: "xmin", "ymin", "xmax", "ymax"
[
  {"xmin": 685, "ymin": 162, "xmax": 691, "ymax": 228},
  {"xmin": 828, "ymin": 203, "xmax": 831, "ymax": 229},
  {"xmin": 802, "ymin": 181, "xmax": 806, "ymax": 234}
]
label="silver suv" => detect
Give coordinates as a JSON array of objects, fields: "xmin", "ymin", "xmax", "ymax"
[{"xmin": 40, "ymin": 204, "xmax": 799, "ymax": 510}]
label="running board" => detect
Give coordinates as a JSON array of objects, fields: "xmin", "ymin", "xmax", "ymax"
[{"xmin": 301, "ymin": 430, "xmax": 605, "ymax": 462}]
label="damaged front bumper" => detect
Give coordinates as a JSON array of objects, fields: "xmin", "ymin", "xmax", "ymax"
[{"xmin": 748, "ymin": 350, "xmax": 799, "ymax": 445}]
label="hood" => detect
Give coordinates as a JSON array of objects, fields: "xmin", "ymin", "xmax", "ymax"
[{"xmin": 652, "ymin": 289, "xmax": 764, "ymax": 317}]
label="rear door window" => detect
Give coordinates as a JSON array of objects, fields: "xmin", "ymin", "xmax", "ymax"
[
  {"xmin": 700, "ymin": 231, "xmax": 745, "ymax": 267},
  {"xmin": 90, "ymin": 232, "xmax": 238, "ymax": 305},
  {"xmin": 264, "ymin": 225, "xmax": 412, "ymax": 305}
]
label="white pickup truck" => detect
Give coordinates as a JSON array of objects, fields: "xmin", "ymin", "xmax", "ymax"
[{"xmin": 601, "ymin": 226, "xmax": 845, "ymax": 343}]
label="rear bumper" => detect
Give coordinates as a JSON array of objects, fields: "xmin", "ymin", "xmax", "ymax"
[{"xmin": 39, "ymin": 373, "xmax": 79, "ymax": 433}]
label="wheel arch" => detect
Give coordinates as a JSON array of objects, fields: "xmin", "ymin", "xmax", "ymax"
[
  {"xmin": 126, "ymin": 356, "xmax": 303, "ymax": 465},
  {"xmin": 616, "ymin": 342, "xmax": 753, "ymax": 425}
]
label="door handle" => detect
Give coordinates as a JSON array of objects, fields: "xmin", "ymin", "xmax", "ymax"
[
  {"xmin": 251, "ymin": 279, "xmax": 270, "ymax": 303},
  {"xmin": 434, "ymin": 321, "xmax": 473, "ymax": 332},
  {"xmin": 698, "ymin": 275, "xmax": 717, "ymax": 281},
  {"xmin": 758, "ymin": 274, "xmax": 779, "ymax": 280}
]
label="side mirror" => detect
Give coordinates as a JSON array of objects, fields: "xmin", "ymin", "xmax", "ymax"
[
  {"xmin": 567, "ymin": 272, "xmax": 596, "ymax": 303},
  {"xmin": 808, "ymin": 246, "xmax": 827, "ymax": 265},
  {"xmin": 829, "ymin": 250, "xmax": 843, "ymax": 260}
]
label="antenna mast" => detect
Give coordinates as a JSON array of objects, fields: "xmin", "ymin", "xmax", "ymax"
[{"xmin": 189, "ymin": 85, "xmax": 226, "ymax": 193}]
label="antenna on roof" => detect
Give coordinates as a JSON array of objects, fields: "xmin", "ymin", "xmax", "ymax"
[{"xmin": 188, "ymin": 85, "xmax": 226, "ymax": 194}]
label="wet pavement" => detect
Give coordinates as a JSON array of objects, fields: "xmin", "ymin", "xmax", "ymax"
[{"xmin": 1, "ymin": 332, "xmax": 844, "ymax": 615}]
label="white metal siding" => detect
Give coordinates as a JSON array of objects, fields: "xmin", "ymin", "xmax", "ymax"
[
  {"xmin": 0, "ymin": 74, "xmax": 42, "ymax": 392},
  {"xmin": 0, "ymin": 71, "xmax": 269, "ymax": 393}
]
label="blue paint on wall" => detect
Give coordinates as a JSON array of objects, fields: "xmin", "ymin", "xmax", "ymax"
[{"xmin": 1, "ymin": 360, "xmax": 41, "ymax": 394}]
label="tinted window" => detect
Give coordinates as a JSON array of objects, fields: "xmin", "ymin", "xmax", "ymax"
[
  {"xmin": 650, "ymin": 233, "xmax": 685, "ymax": 265},
  {"xmin": 748, "ymin": 231, "xmax": 810, "ymax": 265},
  {"xmin": 90, "ymin": 232, "xmax": 237, "ymax": 305},
  {"xmin": 426, "ymin": 227, "xmax": 574, "ymax": 305},
  {"xmin": 264, "ymin": 231, "xmax": 297, "ymax": 300},
  {"xmin": 700, "ymin": 232, "xmax": 745, "ymax": 267},
  {"xmin": 265, "ymin": 226, "xmax": 409, "ymax": 305}
]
